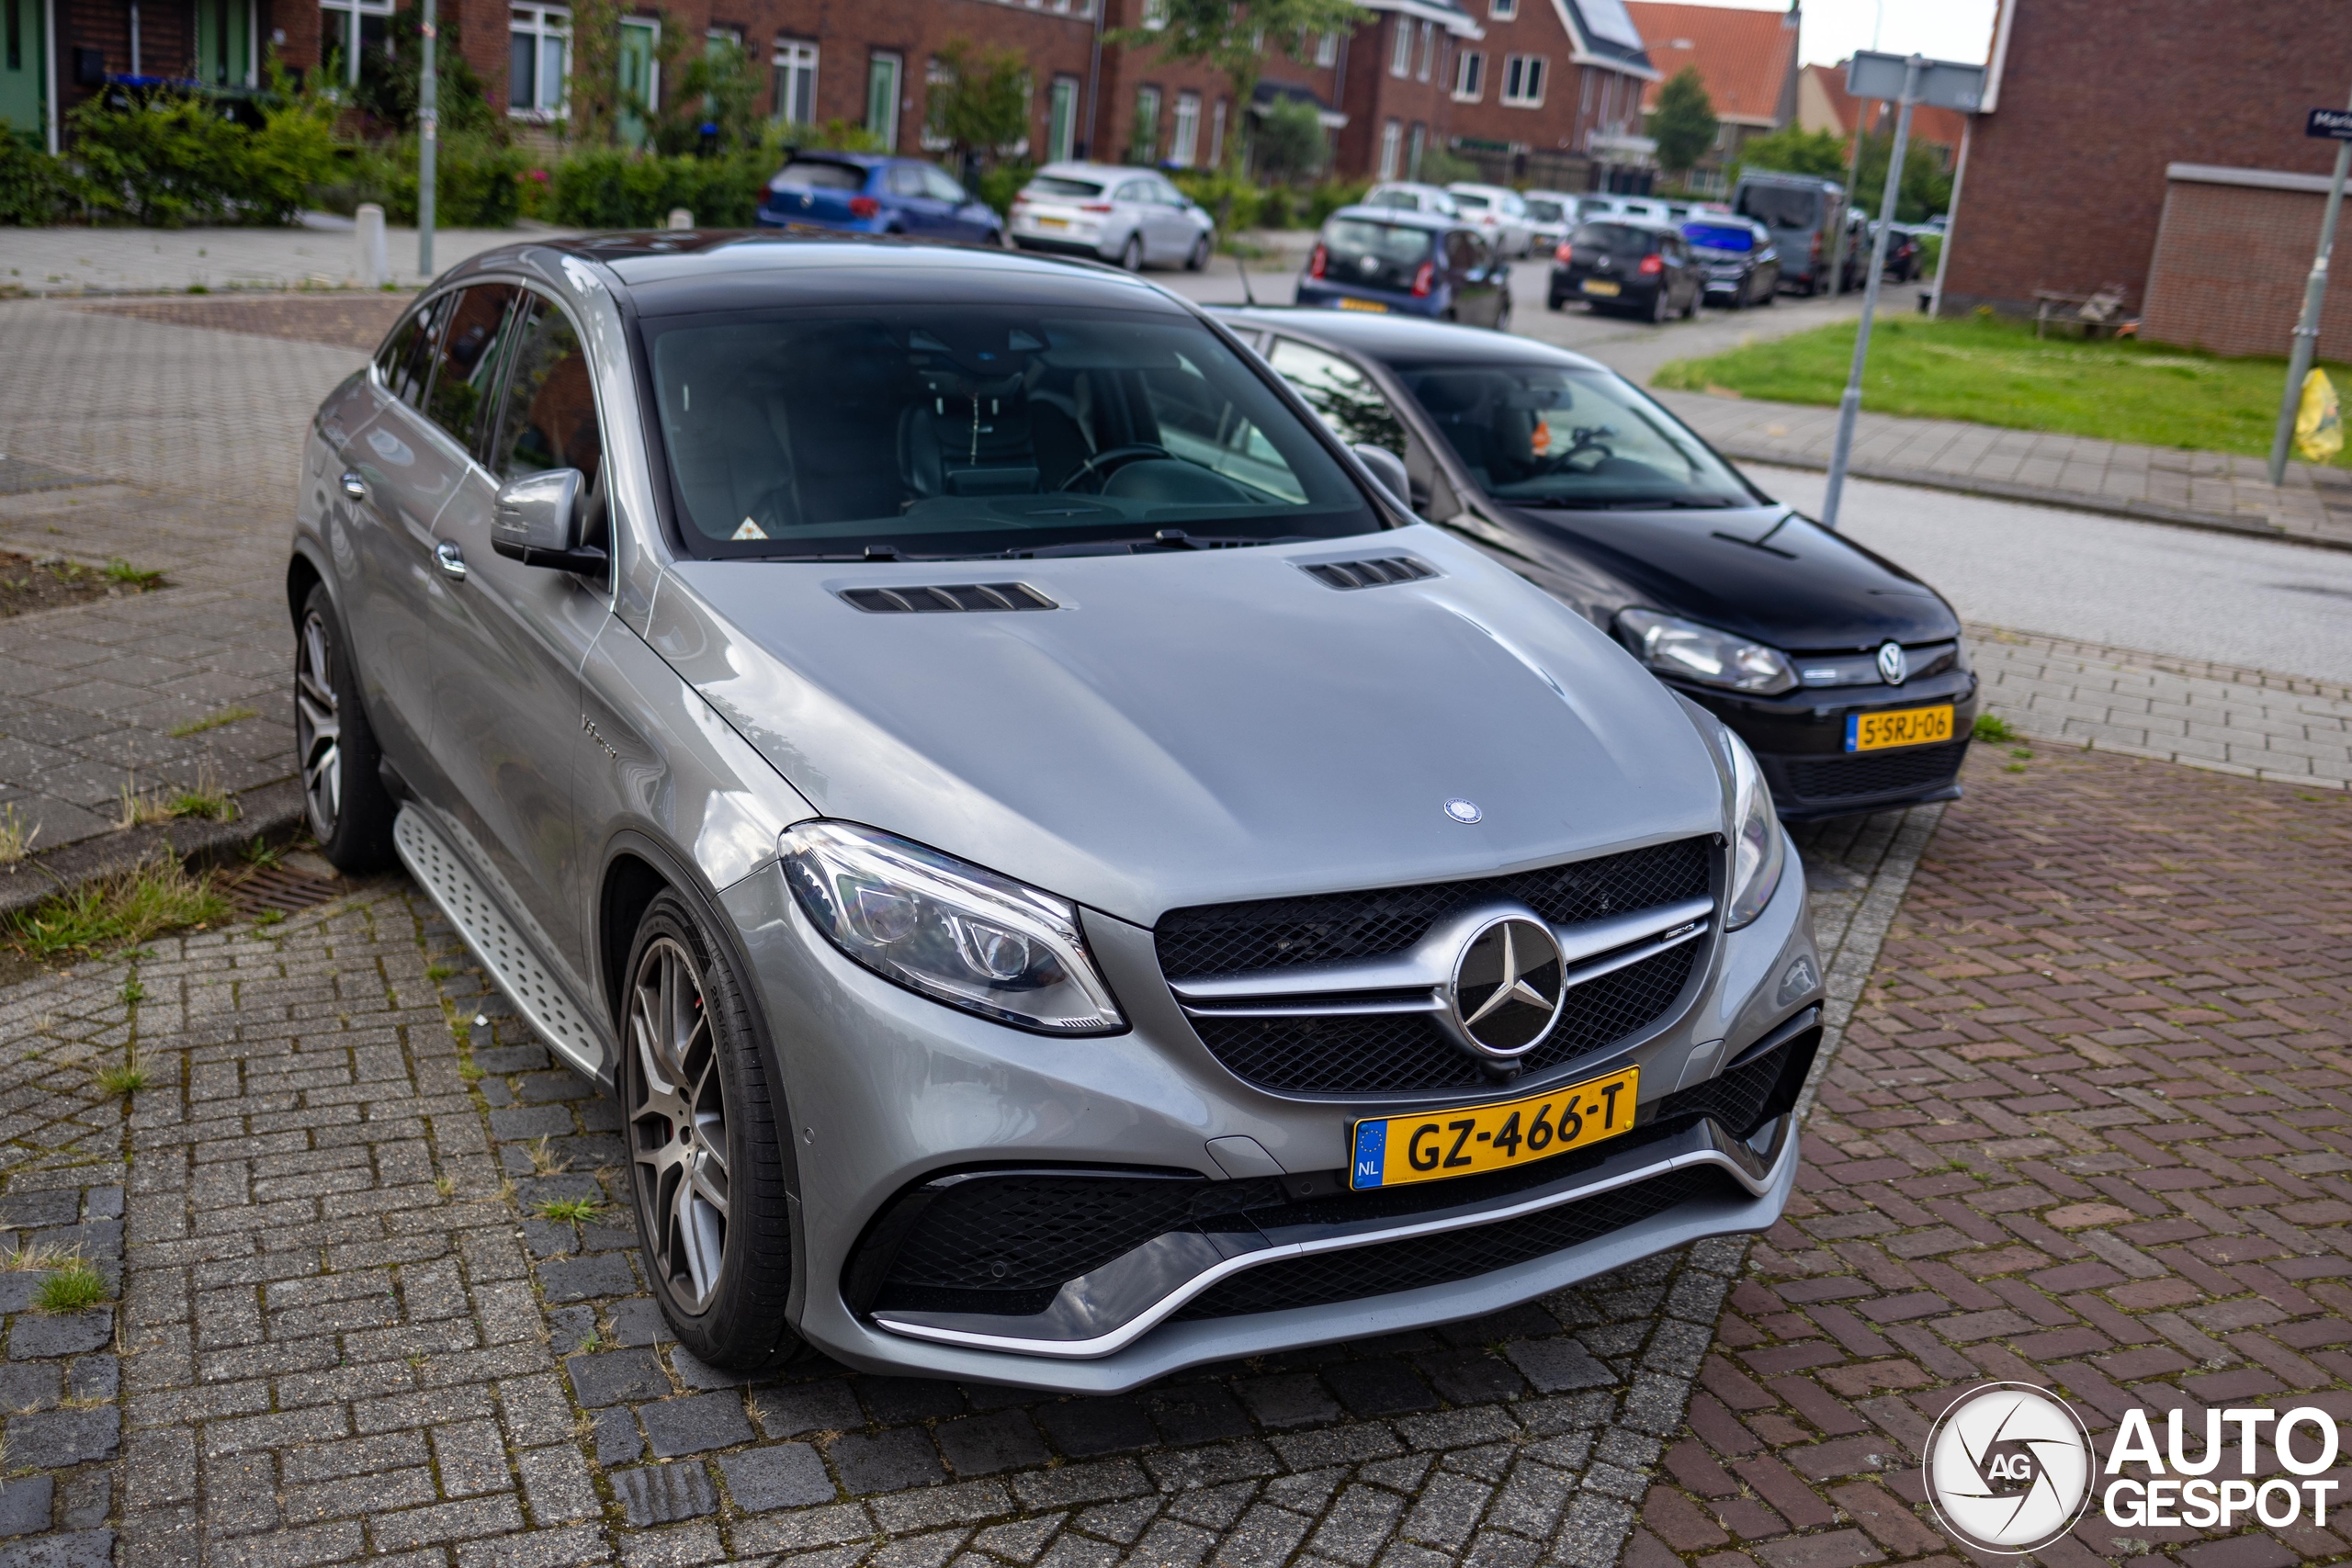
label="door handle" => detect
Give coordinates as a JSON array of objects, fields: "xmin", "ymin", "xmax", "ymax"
[
  {"xmin": 340, "ymin": 470, "xmax": 368, "ymax": 500},
  {"xmin": 435, "ymin": 540, "xmax": 468, "ymax": 581}
]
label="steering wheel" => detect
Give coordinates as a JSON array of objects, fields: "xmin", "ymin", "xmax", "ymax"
[
  {"xmin": 1057, "ymin": 443, "xmax": 1172, "ymax": 493},
  {"xmin": 1538, "ymin": 423, "xmax": 1618, "ymax": 475}
]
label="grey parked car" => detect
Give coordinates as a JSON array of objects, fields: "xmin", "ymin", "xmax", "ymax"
[{"xmin": 290, "ymin": 232, "xmax": 1821, "ymax": 1390}]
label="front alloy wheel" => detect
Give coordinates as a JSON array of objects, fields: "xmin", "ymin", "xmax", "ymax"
[
  {"xmin": 628, "ymin": 934, "xmax": 730, "ymax": 1313},
  {"xmin": 296, "ymin": 608, "xmax": 342, "ymax": 840},
  {"xmin": 291, "ymin": 583, "xmax": 394, "ymax": 872}
]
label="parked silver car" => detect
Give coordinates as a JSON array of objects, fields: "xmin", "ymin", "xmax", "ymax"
[
  {"xmin": 290, "ymin": 233, "xmax": 1821, "ymax": 1390},
  {"xmin": 1008, "ymin": 161, "xmax": 1216, "ymax": 271}
]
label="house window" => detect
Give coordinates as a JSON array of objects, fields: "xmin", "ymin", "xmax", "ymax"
[
  {"xmin": 1314, "ymin": 30, "xmax": 1337, "ymax": 67},
  {"xmin": 1452, "ymin": 49, "xmax": 1483, "ymax": 100},
  {"xmin": 1377, "ymin": 118, "xmax": 1401, "ymax": 180},
  {"xmin": 920, "ymin": 55, "xmax": 953, "ymax": 151},
  {"xmin": 773, "ymin": 38, "xmax": 816, "ymax": 126},
  {"xmin": 1579, "ymin": 65, "xmax": 1593, "ymax": 116},
  {"xmin": 1407, "ymin": 122, "xmax": 1425, "ymax": 180},
  {"xmin": 1132, "ymin": 85, "xmax": 1160, "ymax": 163},
  {"xmin": 1490, "ymin": 0, "xmax": 1515, "ymax": 15},
  {"xmin": 1047, "ymin": 74, "xmax": 1078, "ymax": 163},
  {"xmin": 324, "ymin": 0, "xmax": 394, "ymax": 86},
  {"xmin": 1417, "ymin": 20, "xmax": 1434, "ymax": 82},
  {"xmin": 506, "ymin": 3, "xmax": 567, "ymax": 113},
  {"xmin": 1388, "ymin": 18, "xmax": 1409, "ymax": 77},
  {"xmin": 1140, "ymin": 0, "xmax": 1166, "ymax": 28},
  {"xmin": 1171, "ymin": 91, "xmax": 1200, "ymax": 166},
  {"xmin": 1210, "ymin": 97, "xmax": 1226, "ymax": 165},
  {"xmin": 866, "ymin": 50, "xmax": 900, "ymax": 150},
  {"xmin": 1501, "ymin": 53, "xmax": 1545, "ymax": 107}
]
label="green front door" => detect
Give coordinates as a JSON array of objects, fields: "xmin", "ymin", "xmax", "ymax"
[
  {"xmin": 616, "ymin": 17, "xmax": 657, "ymax": 149},
  {"xmin": 193, "ymin": 0, "xmax": 252, "ymax": 90},
  {"xmin": 0, "ymin": 0, "xmax": 45, "ymax": 145}
]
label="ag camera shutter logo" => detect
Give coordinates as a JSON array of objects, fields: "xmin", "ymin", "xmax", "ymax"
[{"xmin": 1922, "ymin": 1383, "xmax": 2095, "ymax": 1554}]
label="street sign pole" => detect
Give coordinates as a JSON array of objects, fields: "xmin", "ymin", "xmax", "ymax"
[
  {"xmin": 2267, "ymin": 92, "xmax": 2352, "ymax": 487},
  {"xmin": 418, "ymin": 0, "xmax": 438, "ymax": 279},
  {"xmin": 1820, "ymin": 55, "xmax": 1920, "ymax": 531}
]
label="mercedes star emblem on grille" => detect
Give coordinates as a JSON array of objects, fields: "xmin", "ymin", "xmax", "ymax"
[
  {"xmin": 1444, "ymin": 798, "xmax": 1482, "ymax": 823},
  {"xmin": 1877, "ymin": 641, "xmax": 1907, "ymax": 685},
  {"xmin": 1448, "ymin": 916, "xmax": 1567, "ymax": 1059}
]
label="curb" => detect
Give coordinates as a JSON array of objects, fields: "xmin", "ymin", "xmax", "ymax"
[
  {"xmin": 0, "ymin": 778, "xmax": 308, "ymax": 924},
  {"xmin": 1721, "ymin": 445, "xmax": 2352, "ymax": 556}
]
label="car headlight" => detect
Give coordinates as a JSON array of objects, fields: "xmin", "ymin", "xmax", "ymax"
[
  {"xmin": 1722, "ymin": 729, "xmax": 1786, "ymax": 930},
  {"xmin": 1618, "ymin": 609, "xmax": 1798, "ymax": 695},
  {"xmin": 780, "ymin": 821, "xmax": 1126, "ymax": 1035}
]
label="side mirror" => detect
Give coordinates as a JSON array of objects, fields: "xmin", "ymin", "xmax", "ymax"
[
  {"xmin": 492, "ymin": 468, "xmax": 605, "ymax": 573},
  {"xmin": 1351, "ymin": 444, "xmax": 1413, "ymax": 513}
]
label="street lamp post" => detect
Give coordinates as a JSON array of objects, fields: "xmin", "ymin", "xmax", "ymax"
[
  {"xmin": 2267, "ymin": 91, "xmax": 2352, "ymax": 487},
  {"xmin": 418, "ymin": 0, "xmax": 438, "ymax": 279}
]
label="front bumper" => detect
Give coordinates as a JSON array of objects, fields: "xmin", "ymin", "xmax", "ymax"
[
  {"xmin": 1677, "ymin": 668, "xmax": 1979, "ymax": 819},
  {"xmin": 718, "ymin": 825, "xmax": 1819, "ymax": 1391}
]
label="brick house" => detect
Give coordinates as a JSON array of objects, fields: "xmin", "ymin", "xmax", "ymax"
[
  {"xmin": 1940, "ymin": 0, "xmax": 2352, "ymax": 345},
  {"xmin": 1091, "ymin": 0, "xmax": 1350, "ymax": 175},
  {"xmin": 1623, "ymin": 0, "xmax": 1797, "ymax": 196},
  {"xmin": 1442, "ymin": 0, "xmax": 1657, "ymax": 194}
]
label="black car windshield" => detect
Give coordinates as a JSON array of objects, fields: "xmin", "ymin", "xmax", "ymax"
[
  {"xmin": 644, "ymin": 305, "xmax": 1380, "ymax": 558},
  {"xmin": 1393, "ymin": 362, "xmax": 1757, "ymax": 510},
  {"xmin": 1569, "ymin": 222, "xmax": 1657, "ymax": 253},
  {"xmin": 1736, "ymin": 184, "xmax": 1821, "ymax": 230},
  {"xmin": 1683, "ymin": 222, "xmax": 1753, "ymax": 253}
]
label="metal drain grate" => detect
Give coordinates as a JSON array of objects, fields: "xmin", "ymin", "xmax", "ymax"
[{"xmin": 220, "ymin": 866, "xmax": 345, "ymax": 920}]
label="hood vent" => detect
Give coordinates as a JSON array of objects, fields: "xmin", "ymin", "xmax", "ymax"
[
  {"xmin": 1300, "ymin": 556, "xmax": 1438, "ymax": 592},
  {"xmin": 840, "ymin": 582, "xmax": 1058, "ymax": 614}
]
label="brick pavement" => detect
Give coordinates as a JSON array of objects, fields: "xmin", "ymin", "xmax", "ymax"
[{"xmin": 1632, "ymin": 745, "xmax": 2352, "ymax": 1568}]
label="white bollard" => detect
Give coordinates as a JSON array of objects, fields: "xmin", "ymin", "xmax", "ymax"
[
  {"xmin": 355, "ymin": 204, "xmax": 390, "ymax": 288},
  {"xmin": 667, "ymin": 208, "xmax": 694, "ymax": 231}
]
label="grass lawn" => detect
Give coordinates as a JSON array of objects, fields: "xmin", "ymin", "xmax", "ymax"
[{"xmin": 1653, "ymin": 311, "xmax": 2352, "ymax": 468}]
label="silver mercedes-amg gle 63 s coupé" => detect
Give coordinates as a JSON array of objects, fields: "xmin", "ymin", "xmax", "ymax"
[{"xmin": 289, "ymin": 231, "xmax": 1823, "ymax": 1391}]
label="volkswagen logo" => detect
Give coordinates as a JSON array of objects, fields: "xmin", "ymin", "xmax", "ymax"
[
  {"xmin": 1446, "ymin": 915, "xmax": 1566, "ymax": 1059},
  {"xmin": 1878, "ymin": 641, "xmax": 1908, "ymax": 685},
  {"xmin": 1922, "ymin": 1382, "xmax": 2094, "ymax": 1554}
]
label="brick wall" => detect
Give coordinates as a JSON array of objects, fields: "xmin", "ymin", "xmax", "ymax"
[
  {"xmin": 1945, "ymin": 0, "xmax": 2352, "ymax": 318},
  {"xmin": 2141, "ymin": 175, "xmax": 2352, "ymax": 360}
]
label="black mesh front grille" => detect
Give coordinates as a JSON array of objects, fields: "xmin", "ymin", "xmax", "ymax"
[
  {"xmin": 1649, "ymin": 1022, "xmax": 1819, "ymax": 1142},
  {"xmin": 1155, "ymin": 839, "xmax": 1712, "ymax": 980},
  {"xmin": 1172, "ymin": 1166, "xmax": 1733, "ymax": 1320},
  {"xmin": 1779, "ymin": 741, "xmax": 1966, "ymax": 803},
  {"xmin": 1187, "ymin": 938, "xmax": 1702, "ymax": 1095}
]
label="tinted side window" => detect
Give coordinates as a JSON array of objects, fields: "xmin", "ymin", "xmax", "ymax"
[
  {"xmin": 379, "ymin": 296, "xmax": 449, "ymax": 410},
  {"xmin": 887, "ymin": 165, "xmax": 926, "ymax": 197},
  {"xmin": 492, "ymin": 295, "xmax": 605, "ymax": 497},
  {"xmin": 423, "ymin": 285, "xmax": 521, "ymax": 449}
]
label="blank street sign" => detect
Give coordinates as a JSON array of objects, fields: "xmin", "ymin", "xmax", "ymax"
[{"xmin": 1846, "ymin": 51, "xmax": 1987, "ymax": 113}]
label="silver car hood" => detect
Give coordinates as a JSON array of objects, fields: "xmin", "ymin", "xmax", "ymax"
[{"xmin": 652, "ymin": 525, "xmax": 1726, "ymax": 925}]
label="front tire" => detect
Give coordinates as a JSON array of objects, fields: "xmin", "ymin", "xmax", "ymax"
[
  {"xmin": 294, "ymin": 583, "xmax": 396, "ymax": 873},
  {"xmin": 1119, "ymin": 233, "xmax": 1143, "ymax": 272},
  {"xmin": 623, "ymin": 891, "xmax": 800, "ymax": 1371},
  {"xmin": 1185, "ymin": 234, "xmax": 1211, "ymax": 272},
  {"xmin": 1650, "ymin": 287, "xmax": 1671, "ymax": 324}
]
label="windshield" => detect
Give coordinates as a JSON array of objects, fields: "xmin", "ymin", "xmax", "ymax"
[
  {"xmin": 1524, "ymin": 198, "xmax": 1565, "ymax": 222},
  {"xmin": 775, "ymin": 158, "xmax": 865, "ymax": 191},
  {"xmin": 1452, "ymin": 191, "xmax": 1491, "ymax": 210},
  {"xmin": 1683, "ymin": 222, "xmax": 1753, "ymax": 253},
  {"xmin": 1736, "ymin": 184, "xmax": 1822, "ymax": 231},
  {"xmin": 1393, "ymin": 362, "xmax": 1756, "ymax": 510},
  {"xmin": 1570, "ymin": 222, "xmax": 1657, "ymax": 253},
  {"xmin": 644, "ymin": 306, "xmax": 1380, "ymax": 559},
  {"xmin": 1026, "ymin": 175, "xmax": 1104, "ymax": 198}
]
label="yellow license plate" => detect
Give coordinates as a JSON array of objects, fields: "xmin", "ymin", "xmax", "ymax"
[
  {"xmin": 1035, "ymin": 216, "xmax": 1069, "ymax": 229},
  {"xmin": 1581, "ymin": 278, "xmax": 1622, "ymax": 297},
  {"xmin": 1350, "ymin": 1066, "xmax": 1639, "ymax": 1190},
  {"xmin": 1338, "ymin": 298, "xmax": 1390, "ymax": 312},
  {"xmin": 1847, "ymin": 703, "xmax": 1954, "ymax": 752}
]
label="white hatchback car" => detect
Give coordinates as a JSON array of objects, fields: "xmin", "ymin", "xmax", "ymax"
[
  {"xmin": 1446, "ymin": 183, "xmax": 1535, "ymax": 257},
  {"xmin": 1362, "ymin": 182, "xmax": 1461, "ymax": 219},
  {"xmin": 1521, "ymin": 190, "xmax": 1577, "ymax": 252},
  {"xmin": 1008, "ymin": 162, "xmax": 1216, "ymax": 271}
]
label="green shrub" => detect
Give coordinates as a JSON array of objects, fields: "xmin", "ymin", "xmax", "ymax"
[
  {"xmin": 68, "ymin": 90, "xmax": 336, "ymax": 225},
  {"xmin": 0, "ymin": 125, "xmax": 76, "ymax": 224},
  {"xmin": 976, "ymin": 161, "xmax": 1032, "ymax": 219},
  {"xmin": 1306, "ymin": 179, "xmax": 1370, "ymax": 228},
  {"xmin": 1169, "ymin": 169, "xmax": 1261, "ymax": 232},
  {"xmin": 345, "ymin": 132, "xmax": 526, "ymax": 227},
  {"xmin": 548, "ymin": 147, "xmax": 769, "ymax": 229}
]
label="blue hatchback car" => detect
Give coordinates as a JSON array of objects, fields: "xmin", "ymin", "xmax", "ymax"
[
  {"xmin": 1295, "ymin": 205, "xmax": 1510, "ymax": 329},
  {"xmin": 753, "ymin": 152, "xmax": 1005, "ymax": 245}
]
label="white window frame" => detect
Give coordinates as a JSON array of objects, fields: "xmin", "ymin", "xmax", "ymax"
[
  {"xmin": 1314, "ymin": 30, "xmax": 1337, "ymax": 67},
  {"xmin": 1490, "ymin": 0, "xmax": 1516, "ymax": 17},
  {"xmin": 1377, "ymin": 117, "xmax": 1402, "ymax": 180},
  {"xmin": 1140, "ymin": 0, "xmax": 1167, "ymax": 28},
  {"xmin": 505, "ymin": 2, "xmax": 568, "ymax": 117},
  {"xmin": 1417, "ymin": 20, "xmax": 1434, "ymax": 82},
  {"xmin": 1170, "ymin": 91, "xmax": 1200, "ymax": 166},
  {"xmin": 772, "ymin": 37, "xmax": 816, "ymax": 126},
  {"xmin": 1501, "ymin": 53, "xmax": 1545, "ymax": 107},
  {"xmin": 866, "ymin": 49, "xmax": 901, "ymax": 150},
  {"xmin": 322, "ymin": 0, "xmax": 395, "ymax": 86},
  {"xmin": 1388, "ymin": 17, "xmax": 1410, "ymax": 77},
  {"xmin": 1452, "ymin": 48, "xmax": 1483, "ymax": 101}
]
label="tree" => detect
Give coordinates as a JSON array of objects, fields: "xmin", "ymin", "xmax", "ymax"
[
  {"xmin": 1113, "ymin": 0, "xmax": 1365, "ymax": 175},
  {"xmin": 1647, "ymin": 66, "xmax": 1716, "ymax": 180},
  {"xmin": 654, "ymin": 34, "xmax": 761, "ymax": 154},
  {"xmin": 1250, "ymin": 95, "xmax": 1326, "ymax": 185},
  {"xmin": 1851, "ymin": 127, "xmax": 1954, "ymax": 221},
  {"xmin": 1728, "ymin": 124, "xmax": 1846, "ymax": 184},
  {"xmin": 924, "ymin": 38, "xmax": 1032, "ymax": 171}
]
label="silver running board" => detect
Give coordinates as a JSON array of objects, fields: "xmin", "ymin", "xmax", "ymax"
[{"xmin": 393, "ymin": 807, "xmax": 605, "ymax": 1078}]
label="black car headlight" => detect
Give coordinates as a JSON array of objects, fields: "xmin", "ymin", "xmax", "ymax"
[
  {"xmin": 1723, "ymin": 730, "xmax": 1786, "ymax": 930},
  {"xmin": 1618, "ymin": 609, "xmax": 1798, "ymax": 695},
  {"xmin": 781, "ymin": 822, "xmax": 1126, "ymax": 1035}
]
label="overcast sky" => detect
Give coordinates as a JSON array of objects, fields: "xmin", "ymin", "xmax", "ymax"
[{"xmin": 1673, "ymin": 0, "xmax": 2003, "ymax": 68}]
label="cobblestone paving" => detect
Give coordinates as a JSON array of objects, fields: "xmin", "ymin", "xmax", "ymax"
[{"xmin": 1633, "ymin": 746, "xmax": 2352, "ymax": 1568}]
